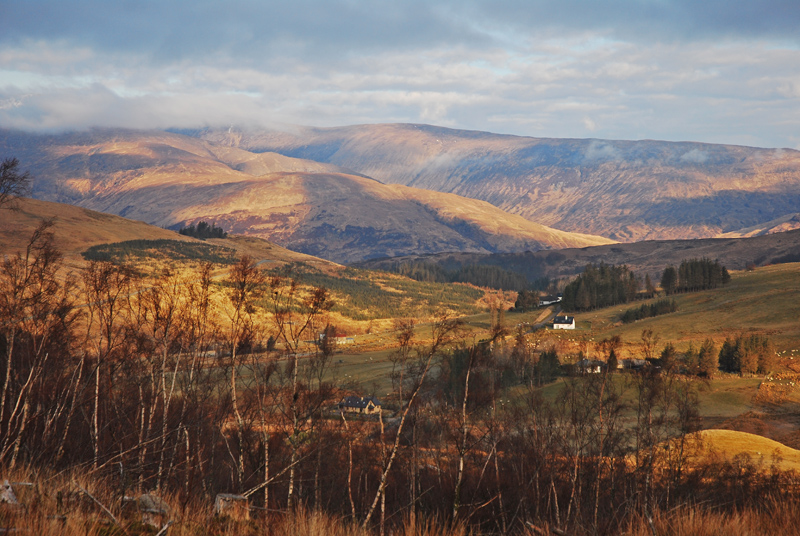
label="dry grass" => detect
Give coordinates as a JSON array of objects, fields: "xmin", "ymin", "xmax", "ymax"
[
  {"xmin": 693, "ymin": 429, "xmax": 800, "ymax": 472},
  {"xmin": 627, "ymin": 497, "xmax": 800, "ymax": 536}
]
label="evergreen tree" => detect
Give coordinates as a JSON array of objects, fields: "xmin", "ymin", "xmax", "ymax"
[
  {"xmin": 645, "ymin": 274, "xmax": 656, "ymax": 297},
  {"xmin": 607, "ymin": 347, "xmax": 619, "ymax": 373},
  {"xmin": 718, "ymin": 334, "xmax": 772, "ymax": 374},
  {"xmin": 514, "ymin": 290, "xmax": 539, "ymax": 311},
  {"xmin": 718, "ymin": 337, "xmax": 739, "ymax": 373},
  {"xmin": 660, "ymin": 342, "xmax": 677, "ymax": 372},
  {"xmin": 562, "ymin": 263, "xmax": 640, "ymax": 312},
  {"xmin": 537, "ymin": 347, "xmax": 561, "ymax": 384},
  {"xmin": 698, "ymin": 338, "xmax": 717, "ymax": 378},
  {"xmin": 683, "ymin": 343, "xmax": 699, "ymax": 376},
  {"xmin": 661, "ymin": 266, "xmax": 678, "ymax": 295}
]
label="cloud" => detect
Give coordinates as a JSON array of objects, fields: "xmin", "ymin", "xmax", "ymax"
[
  {"xmin": 583, "ymin": 140, "xmax": 621, "ymax": 162},
  {"xmin": 1, "ymin": 1, "xmax": 799, "ymax": 148},
  {"xmin": 680, "ymin": 149, "xmax": 709, "ymax": 164}
]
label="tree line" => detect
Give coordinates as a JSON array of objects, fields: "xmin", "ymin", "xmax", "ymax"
[
  {"xmin": 178, "ymin": 220, "xmax": 228, "ymax": 239},
  {"xmin": 561, "ymin": 263, "xmax": 639, "ymax": 312},
  {"xmin": 620, "ymin": 298, "xmax": 678, "ymax": 324},
  {"xmin": 661, "ymin": 258, "xmax": 730, "ymax": 295},
  {"xmin": 387, "ymin": 260, "xmax": 548, "ymax": 291}
]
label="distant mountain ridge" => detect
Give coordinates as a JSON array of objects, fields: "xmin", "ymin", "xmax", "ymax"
[
  {"xmin": 356, "ymin": 228, "xmax": 800, "ymax": 283},
  {"xmin": 718, "ymin": 213, "xmax": 800, "ymax": 238},
  {"xmin": 0, "ymin": 128, "xmax": 612, "ymax": 263},
  {"xmin": 193, "ymin": 123, "xmax": 800, "ymax": 242}
]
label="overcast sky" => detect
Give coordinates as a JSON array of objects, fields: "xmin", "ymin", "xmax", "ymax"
[{"xmin": 2, "ymin": 0, "xmax": 799, "ymax": 148}]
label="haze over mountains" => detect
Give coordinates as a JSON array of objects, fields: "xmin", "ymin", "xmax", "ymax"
[{"xmin": 194, "ymin": 123, "xmax": 800, "ymax": 242}]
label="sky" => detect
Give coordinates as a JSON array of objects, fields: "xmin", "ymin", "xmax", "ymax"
[{"xmin": 1, "ymin": 0, "xmax": 800, "ymax": 149}]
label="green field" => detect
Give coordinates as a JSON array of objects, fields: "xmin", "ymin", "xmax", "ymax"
[
  {"xmin": 316, "ymin": 263, "xmax": 800, "ymax": 447},
  {"xmin": 574, "ymin": 262, "xmax": 800, "ymax": 353}
]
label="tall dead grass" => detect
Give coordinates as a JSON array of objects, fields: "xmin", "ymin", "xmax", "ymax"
[
  {"xmin": 5, "ymin": 464, "xmax": 800, "ymax": 535},
  {"xmin": 626, "ymin": 496, "xmax": 800, "ymax": 536}
]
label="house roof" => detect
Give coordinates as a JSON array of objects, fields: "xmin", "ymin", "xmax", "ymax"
[
  {"xmin": 553, "ymin": 315, "xmax": 574, "ymax": 324},
  {"xmin": 339, "ymin": 396, "xmax": 381, "ymax": 409}
]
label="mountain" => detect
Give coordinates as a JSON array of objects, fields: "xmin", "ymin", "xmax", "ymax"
[
  {"xmin": 0, "ymin": 129, "xmax": 613, "ymax": 263},
  {"xmin": 718, "ymin": 213, "xmax": 800, "ymax": 238},
  {"xmin": 192, "ymin": 123, "xmax": 800, "ymax": 242}
]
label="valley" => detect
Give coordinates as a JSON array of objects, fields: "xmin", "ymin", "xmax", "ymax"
[{"xmin": 1, "ymin": 125, "xmax": 799, "ymax": 536}]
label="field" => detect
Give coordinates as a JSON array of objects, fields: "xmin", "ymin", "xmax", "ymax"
[{"xmin": 570, "ymin": 262, "xmax": 800, "ymax": 353}]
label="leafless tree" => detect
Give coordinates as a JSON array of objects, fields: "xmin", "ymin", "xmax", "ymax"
[
  {"xmin": 362, "ymin": 312, "xmax": 462, "ymax": 530},
  {"xmin": 82, "ymin": 259, "xmax": 135, "ymax": 469},
  {"xmin": 0, "ymin": 157, "xmax": 31, "ymax": 210},
  {"xmin": 268, "ymin": 271, "xmax": 332, "ymax": 507},
  {"xmin": 0, "ymin": 221, "xmax": 78, "ymax": 467},
  {"xmin": 223, "ymin": 255, "xmax": 265, "ymax": 491}
]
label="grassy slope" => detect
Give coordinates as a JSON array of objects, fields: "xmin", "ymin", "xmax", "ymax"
[
  {"xmin": 330, "ymin": 264, "xmax": 799, "ymax": 451},
  {"xmin": 695, "ymin": 429, "xmax": 800, "ymax": 472},
  {"xmin": 0, "ymin": 197, "xmax": 339, "ymax": 272},
  {"xmin": 575, "ymin": 263, "xmax": 800, "ymax": 353}
]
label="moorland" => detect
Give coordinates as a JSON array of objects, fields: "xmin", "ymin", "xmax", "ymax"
[{"xmin": 1, "ymin": 125, "xmax": 800, "ymax": 535}]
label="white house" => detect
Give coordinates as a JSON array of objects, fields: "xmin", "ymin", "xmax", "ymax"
[{"xmin": 552, "ymin": 315, "xmax": 575, "ymax": 330}]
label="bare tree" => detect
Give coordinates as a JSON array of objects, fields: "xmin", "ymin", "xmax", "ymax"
[
  {"xmin": 0, "ymin": 220, "xmax": 77, "ymax": 467},
  {"xmin": 82, "ymin": 259, "xmax": 135, "ymax": 469},
  {"xmin": 223, "ymin": 255, "xmax": 265, "ymax": 491},
  {"xmin": 0, "ymin": 157, "xmax": 31, "ymax": 210},
  {"xmin": 362, "ymin": 312, "xmax": 462, "ymax": 530},
  {"xmin": 268, "ymin": 271, "xmax": 332, "ymax": 507}
]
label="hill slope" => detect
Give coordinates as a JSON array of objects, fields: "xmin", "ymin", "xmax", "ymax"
[
  {"xmin": 718, "ymin": 213, "xmax": 800, "ymax": 238},
  {"xmin": 195, "ymin": 123, "xmax": 800, "ymax": 242},
  {"xmin": 0, "ymin": 197, "xmax": 335, "ymax": 269},
  {"xmin": 357, "ymin": 228, "xmax": 800, "ymax": 283},
  {"xmin": 0, "ymin": 128, "xmax": 613, "ymax": 263}
]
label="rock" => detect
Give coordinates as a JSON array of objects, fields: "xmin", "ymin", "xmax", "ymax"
[
  {"xmin": 214, "ymin": 493, "xmax": 250, "ymax": 521},
  {"xmin": 0, "ymin": 481, "xmax": 18, "ymax": 505},
  {"xmin": 138, "ymin": 493, "xmax": 170, "ymax": 529}
]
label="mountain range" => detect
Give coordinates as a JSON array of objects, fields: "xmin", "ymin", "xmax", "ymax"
[
  {"xmin": 192, "ymin": 123, "xmax": 800, "ymax": 242},
  {"xmin": 0, "ymin": 128, "xmax": 612, "ymax": 263},
  {"xmin": 2, "ymin": 124, "xmax": 800, "ymax": 264}
]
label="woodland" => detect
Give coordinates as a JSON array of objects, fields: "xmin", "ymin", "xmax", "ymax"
[{"xmin": 0, "ymin": 218, "xmax": 797, "ymax": 536}]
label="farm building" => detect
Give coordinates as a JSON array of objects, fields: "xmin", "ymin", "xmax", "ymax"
[
  {"xmin": 552, "ymin": 315, "xmax": 575, "ymax": 329},
  {"xmin": 338, "ymin": 396, "xmax": 382, "ymax": 414}
]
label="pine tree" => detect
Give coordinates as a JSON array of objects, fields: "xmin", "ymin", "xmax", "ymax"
[
  {"xmin": 660, "ymin": 342, "xmax": 677, "ymax": 372},
  {"xmin": 698, "ymin": 338, "xmax": 717, "ymax": 377},
  {"xmin": 661, "ymin": 266, "xmax": 678, "ymax": 295}
]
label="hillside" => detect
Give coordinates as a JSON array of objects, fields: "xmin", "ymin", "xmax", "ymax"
[
  {"xmin": 0, "ymin": 197, "xmax": 335, "ymax": 270},
  {"xmin": 696, "ymin": 430, "xmax": 800, "ymax": 472},
  {"xmin": 718, "ymin": 212, "xmax": 800, "ymax": 238},
  {"xmin": 574, "ymin": 262, "xmax": 800, "ymax": 352},
  {"xmin": 0, "ymin": 128, "xmax": 613, "ymax": 263},
  {"xmin": 195, "ymin": 123, "xmax": 800, "ymax": 242},
  {"xmin": 357, "ymin": 228, "xmax": 800, "ymax": 282}
]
